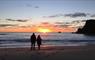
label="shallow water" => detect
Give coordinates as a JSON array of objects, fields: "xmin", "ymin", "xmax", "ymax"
[{"xmin": 0, "ymin": 32, "xmax": 95, "ymax": 48}]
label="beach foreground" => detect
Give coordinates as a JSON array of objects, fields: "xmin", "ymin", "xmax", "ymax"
[{"xmin": 0, "ymin": 45, "xmax": 95, "ymax": 60}]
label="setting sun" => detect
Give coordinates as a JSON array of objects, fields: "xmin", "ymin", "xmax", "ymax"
[{"xmin": 37, "ymin": 28, "xmax": 52, "ymax": 33}]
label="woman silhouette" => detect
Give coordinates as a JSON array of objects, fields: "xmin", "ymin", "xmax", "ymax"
[{"xmin": 37, "ymin": 35, "xmax": 42, "ymax": 50}]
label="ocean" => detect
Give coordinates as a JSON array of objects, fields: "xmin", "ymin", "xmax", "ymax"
[{"xmin": 0, "ymin": 32, "xmax": 95, "ymax": 48}]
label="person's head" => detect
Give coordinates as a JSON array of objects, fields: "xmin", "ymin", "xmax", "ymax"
[
  {"xmin": 32, "ymin": 33, "xmax": 35, "ymax": 35},
  {"xmin": 37, "ymin": 35, "xmax": 41, "ymax": 38}
]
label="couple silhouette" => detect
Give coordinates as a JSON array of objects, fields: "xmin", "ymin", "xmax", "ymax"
[{"xmin": 30, "ymin": 33, "xmax": 42, "ymax": 50}]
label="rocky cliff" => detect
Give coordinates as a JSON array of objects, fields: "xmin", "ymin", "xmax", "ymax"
[{"xmin": 76, "ymin": 19, "xmax": 95, "ymax": 34}]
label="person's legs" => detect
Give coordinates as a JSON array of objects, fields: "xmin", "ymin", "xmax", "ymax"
[
  {"xmin": 33, "ymin": 43, "xmax": 35, "ymax": 50},
  {"xmin": 38, "ymin": 45, "xmax": 40, "ymax": 50},
  {"xmin": 31, "ymin": 43, "xmax": 33, "ymax": 50}
]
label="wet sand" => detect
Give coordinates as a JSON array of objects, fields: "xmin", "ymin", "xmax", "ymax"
[{"xmin": 0, "ymin": 45, "xmax": 95, "ymax": 60}]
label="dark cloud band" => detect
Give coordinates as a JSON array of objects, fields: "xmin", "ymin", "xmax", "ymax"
[
  {"xmin": 6, "ymin": 19, "xmax": 28, "ymax": 22},
  {"xmin": 91, "ymin": 14, "xmax": 95, "ymax": 17},
  {"xmin": 0, "ymin": 24, "xmax": 18, "ymax": 27},
  {"xmin": 64, "ymin": 12, "xmax": 88, "ymax": 18},
  {"xmin": 43, "ymin": 12, "xmax": 88, "ymax": 18}
]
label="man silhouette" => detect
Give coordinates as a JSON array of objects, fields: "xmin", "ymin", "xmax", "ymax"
[
  {"xmin": 37, "ymin": 35, "xmax": 42, "ymax": 50},
  {"xmin": 30, "ymin": 33, "xmax": 36, "ymax": 50}
]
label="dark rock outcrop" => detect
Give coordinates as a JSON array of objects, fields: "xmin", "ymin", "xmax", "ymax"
[{"xmin": 76, "ymin": 19, "xmax": 95, "ymax": 35}]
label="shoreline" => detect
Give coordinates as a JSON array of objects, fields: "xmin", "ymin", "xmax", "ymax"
[
  {"xmin": 0, "ymin": 44, "xmax": 87, "ymax": 49},
  {"xmin": 0, "ymin": 44, "xmax": 86, "ymax": 49}
]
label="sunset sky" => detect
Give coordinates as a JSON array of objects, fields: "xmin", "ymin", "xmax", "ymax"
[{"xmin": 0, "ymin": 0, "xmax": 95, "ymax": 32}]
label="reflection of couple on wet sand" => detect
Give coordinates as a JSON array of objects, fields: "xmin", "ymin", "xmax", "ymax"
[{"xmin": 30, "ymin": 33, "xmax": 42, "ymax": 50}]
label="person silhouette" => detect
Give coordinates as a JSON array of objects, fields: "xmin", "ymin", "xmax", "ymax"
[
  {"xmin": 37, "ymin": 35, "xmax": 42, "ymax": 50},
  {"xmin": 30, "ymin": 33, "xmax": 36, "ymax": 50}
]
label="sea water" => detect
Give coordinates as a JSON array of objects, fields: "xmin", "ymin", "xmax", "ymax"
[{"xmin": 0, "ymin": 32, "xmax": 95, "ymax": 48}]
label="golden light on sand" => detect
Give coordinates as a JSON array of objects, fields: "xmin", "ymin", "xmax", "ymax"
[{"xmin": 37, "ymin": 28, "xmax": 52, "ymax": 33}]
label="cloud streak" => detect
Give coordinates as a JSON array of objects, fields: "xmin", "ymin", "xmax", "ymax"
[
  {"xmin": 43, "ymin": 12, "xmax": 89, "ymax": 18},
  {"xmin": 43, "ymin": 14, "xmax": 64, "ymax": 18},
  {"xmin": 91, "ymin": 14, "xmax": 95, "ymax": 17},
  {"xmin": 0, "ymin": 24, "xmax": 18, "ymax": 27},
  {"xmin": 6, "ymin": 19, "xmax": 28, "ymax": 22},
  {"xmin": 64, "ymin": 12, "xmax": 88, "ymax": 18},
  {"xmin": 55, "ymin": 22, "xmax": 64, "ymax": 24},
  {"xmin": 26, "ymin": 4, "xmax": 39, "ymax": 8}
]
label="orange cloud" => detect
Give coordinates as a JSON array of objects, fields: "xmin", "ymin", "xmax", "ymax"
[
  {"xmin": 0, "ymin": 26, "xmax": 76, "ymax": 32},
  {"xmin": 0, "ymin": 22, "xmax": 77, "ymax": 32}
]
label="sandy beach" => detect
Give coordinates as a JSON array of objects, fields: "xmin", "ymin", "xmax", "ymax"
[{"xmin": 0, "ymin": 45, "xmax": 95, "ymax": 60}]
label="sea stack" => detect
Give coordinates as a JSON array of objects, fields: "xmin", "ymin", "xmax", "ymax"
[{"xmin": 76, "ymin": 19, "xmax": 95, "ymax": 35}]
